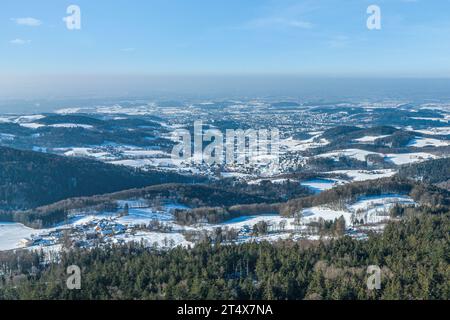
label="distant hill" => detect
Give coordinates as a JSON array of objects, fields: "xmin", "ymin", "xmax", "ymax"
[
  {"xmin": 374, "ymin": 131, "xmax": 416, "ymax": 148},
  {"xmin": 0, "ymin": 146, "xmax": 200, "ymax": 211},
  {"xmin": 271, "ymin": 102, "xmax": 301, "ymax": 108},
  {"xmin": 398, "ymin": 158, "xmax": 450, "ymax": 184},
  {"xmin": 37, "ymin": 114, "xmax": 104, "ymax": 126},
  {"xmin": 8, "ymin": 178, "xmax": 312, "ymax": 228},
  {"xmin": 322, "ymin": 125, "xmax": 398, "ymax": 141}
]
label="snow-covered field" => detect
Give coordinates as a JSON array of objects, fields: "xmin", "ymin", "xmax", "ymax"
[
  {"xmin": 354, "ymin": 135, "xmax": 390, "ymax": 143},
  {"xmin": 121, "ymin": 150, "xmax": 167, "ymax": 157},
  {"xmin": 19, "ymin": 123, "xmax": 45, "ymax": 129},
  {"xmin": 349, "ymin": 195, "xmax": 415, "ymax": 224},
  {"xmin": 316, "ymin": 149, "xmax": 440, "ymax": 166},
  {"xmin": 14, "ymin": 115, "xmax": 45, "ymax": 123},
  {"xmin": 303, "ymin": 207, "xmax": 352, "ymax": 225},
  {"xmin": 118, "ymin": 208, "xmax": 174, "ymax": 225},
  {"xmin": 349, "ymin": 195, "xmax": 413, "ymax": 212},
  {"xmin": 410, "ymin": 117, "xmax": 449, "ymax": 123},
  {"xmin": 115, "ymin": 231, "xmax": 193, "ymax": 249},
  {"xmin": 215, "ymin": 214, "xmax": 290, "ymax": 231},
  {"xmin": 95, "ymin": 105, "xmax": 157, "ymax": 116},
  {"xmin": 55, "ymin": 108, "xmax": 82, "ymax": 114},
  {"xmin": 281, "ymin": 135, "xmax": 329, "ymax": 152},
  {"xmin": 58, "ymin": 146, "xmax": 173, "ymax": 166},
  {"xmin": 301, "ymin": 178, "xmax": 344, "ymax": 193},
  {"xmin": 385, "ymin": 152, "xmax": 438, "ymax": 165},
  {"xmin": 62, "ymin": 147, "xmax": 112, "ymax": 159},
  {"xmin": 411, "ymin": 127, "xmax": 450, "ymax": 136},
  {"xmin": 316, "ymin": 149, "xmax": 381, "ymax": 162},
  {"xmin": 407, "ymin": 137, "xmax": 450, "ymax": 148},
  {"xmin": 0, "ymin": 223, "xmax": 39, "ymax": 251},
  {"xmin": 296, "ymin": 194, "xmax": 415, "ymax": 226},
  {"xmin": 49, "ymin": 123, "xmax": 94, "ymax": 129},
  {"xmin": 328, "ymin": 169, "xmax": 397, "ymax": 182}
]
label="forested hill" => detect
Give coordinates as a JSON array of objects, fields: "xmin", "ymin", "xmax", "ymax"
[
  {"xmin": 0, "ymin": 146, "xmax": 200, "ymax": 211},
  {"xmin": 398, "ymin": 157, "xmax": 450, "ymax": 184}
]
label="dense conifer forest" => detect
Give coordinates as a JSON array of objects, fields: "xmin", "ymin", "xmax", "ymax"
[
  {"xmin": 0, "ymin": 208, "xmax": 448, "ymax": 300},
  {"xmin": 0, "ymin": 146, "xmax": 201, "ymax": 211}
]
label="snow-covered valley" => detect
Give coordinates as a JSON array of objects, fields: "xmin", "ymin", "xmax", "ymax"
[{"xmin": 0, "ymin": 99, "xmax": 448, "ymax": 254}]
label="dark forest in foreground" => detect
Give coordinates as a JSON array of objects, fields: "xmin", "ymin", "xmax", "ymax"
[{"xmin": 1, "ymin": 208, "xmax": 448, "ymax": 300}]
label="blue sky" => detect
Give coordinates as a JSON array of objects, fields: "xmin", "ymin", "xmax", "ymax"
[{"xmin": 1, "ymin": 0, "xmax": 450, "ymax": 77}]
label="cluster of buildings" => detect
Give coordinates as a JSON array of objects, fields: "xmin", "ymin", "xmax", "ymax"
[{"xmin": 20, "ymin": 218, "xmax": 134, "ymax": 250}]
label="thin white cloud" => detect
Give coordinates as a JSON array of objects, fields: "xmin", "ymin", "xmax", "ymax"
[
  {"xmin": 246, "ymin": 17, "xmax": 313, "ymax": 29},
  {"xmin": 239, "ymin": 2, "xmax": 316, "ymax": 31},
  {"xmin": 10, "ymin": 38, "xmax": 31, "ymax": 45},
  {"xmin": 121, "ymin": 48, "xmax": 136, "ymax": 52},
  {"xmin": 11, "ymin": 17, "xmax": 42, "ymax": 27}
]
